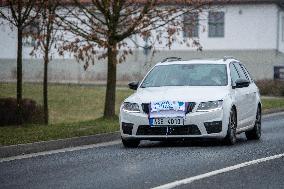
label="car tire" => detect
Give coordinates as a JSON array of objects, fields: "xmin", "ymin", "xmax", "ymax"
[
  {"xmin": 121, "ymin": 138, "xmax": 140, "ymax": 148},
  {"xmin": 245, "ymin": 106, "xmax": 261, "ymax": 140},
  {"xmin": 224, "ymin": 108, "xmax": 237, "ymax": 145}
]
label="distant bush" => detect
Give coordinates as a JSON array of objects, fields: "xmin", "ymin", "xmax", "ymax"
[
  {"xmin": 255, "ymin": 80, "xmax": 284, "ymax": 96},
  {"xmin": 0, "ymin": 98, "xmax": 44, "ymax": 126}
]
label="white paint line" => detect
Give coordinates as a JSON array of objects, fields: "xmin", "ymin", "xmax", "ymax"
[
  {"xmin": 152, "ymin": 153, "xmax": 284, "ymax": 189},
  {"xmin": 0, "ymin": 140, "xmax": 121, "ymax": 163},
  {"xmin": 263, "ymin": 111, "xmax": 284, "ymax": 119}
]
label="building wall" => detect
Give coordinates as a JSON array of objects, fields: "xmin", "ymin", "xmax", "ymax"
[
  {"xmin": 0, "ymin": 50, "xmax": 283, "ymax": 84},
  {"xmin": 0, "ymin": 4, "xmax": 280, "ymax": 56},
  {"xmin": 199, "ymin": 4, "xmax": 278, "ymax": 51},
  {"xmin": 0, "ymin": 21, "xmax": 17, "ymax": 59},
  {"xmin": 277, "ymin": 7, "xmax": 284, "ymax": 53},
  {"xmin": 132, "ymin": 4, "xmax": 279, "ymax": 51},
  {"xmin": 0, "ymin": 4, "xmax": 283, "ymax": 83}
]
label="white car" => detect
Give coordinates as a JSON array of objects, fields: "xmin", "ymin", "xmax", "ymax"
[{"xmin": 119, "ymin": 57, "xmax": 262, "ymax": 147}]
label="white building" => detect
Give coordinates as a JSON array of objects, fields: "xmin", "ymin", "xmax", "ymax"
[{"xmin": 0, "ymin": 0, "xmax": 284, "ymax": 83}]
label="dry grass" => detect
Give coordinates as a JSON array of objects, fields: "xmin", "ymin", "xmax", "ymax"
[
  {"xmin": 0, "ymin": 82, "xmax": 133, "ymax": 145},
  {"xmin": 0, "ymin": 83, "xmax": 132, "ymax": 124},
  {"xmin": 256, "ymin": 80, "xmax": 284, "ymax": 96}
]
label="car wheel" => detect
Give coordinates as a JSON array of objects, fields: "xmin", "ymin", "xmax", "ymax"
[
  {"xmin": 121, "ymin": 138, "xmax": 140, "ymax": 148},
  {"xmin": 224, "ymin": 108, "xmax": 237, "ymax": 145},
  {"xmin": 245, "ymin": 106, "xmax": 261, "ymax": 140}
]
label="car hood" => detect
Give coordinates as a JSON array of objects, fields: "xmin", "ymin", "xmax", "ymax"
[{"xmin": 125, "ymin": 86, "xmax": 230, "ymax": 103}]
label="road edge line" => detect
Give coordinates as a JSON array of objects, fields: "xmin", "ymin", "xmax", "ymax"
[
  {"xmin": 263, "ymin": 111, "xmax": 284, "ymax": 119},
  {"xmin": 0, "ymin": 140, "xmax": 121, "ymax": 163},
  {"xmin": 0, "ymin": 131, "xmax": 120, "ymax": 158}
]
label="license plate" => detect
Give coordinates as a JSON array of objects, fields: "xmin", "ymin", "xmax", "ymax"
[{"xmin": 149, "ymin": 117, "xmax": 184, "ymax": 126}]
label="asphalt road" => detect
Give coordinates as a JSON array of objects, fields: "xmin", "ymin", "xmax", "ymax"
[{"xmin": 1, "ymin": 113, "xmax": 284, "ymax": 189}]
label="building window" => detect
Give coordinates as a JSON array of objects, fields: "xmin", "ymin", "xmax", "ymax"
[
  {"xmin": 183, "ymin": 12, "xmax": 199, "ymax": 38},
  {"xmin": 23, "ymin": 19, "xmax": 40, "ymax": 47},
  {"xmin": 208, "ymin": 11, "xmax": 224, "ymax": 38}
]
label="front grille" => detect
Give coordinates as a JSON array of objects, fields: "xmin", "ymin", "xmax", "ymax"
[
  {"xmin": 204, "ymin": 121, "xmax": 222, "ymax": 134},
  {"xmin": 169, "ymin": 125, "xmax": 201, "ymax": 135},
  {"xmin": 122, "ymin": 122, "xmax": 134, "ymax": 135},
  {"xmin": 141, "ymin": 102, "xmax": 196, "ymax": 114},
  {"xmin": 136, "ymin": 125, "xmax": 201, "ymax": 135},
  {"xmin": 137, "ymin": 125, "xmax": 167, "ymax": 135}
]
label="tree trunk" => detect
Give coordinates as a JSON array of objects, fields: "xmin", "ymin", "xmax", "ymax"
[
  {"xmin": 16, "ymin": 27, "xmax": 23, "ymax": 125},
  {"xmin": 43, "ymin": 11, "xmax": 52, "ymax": 125},
  {"xmin": 103, "ymin": 43, "xmax": 117, "ymax": 118},
  {"xmin": 43, "ymin": 48, "xmax": 49, "ymax": 125}
]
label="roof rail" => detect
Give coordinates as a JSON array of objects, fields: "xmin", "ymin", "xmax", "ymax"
[
  {"xmin": 161, "ymin": 57, "xmax": 182, "ymax": 63},
  {"xmin": 223, "ymin": 56, "xmax": 237, "ymax": 61}
]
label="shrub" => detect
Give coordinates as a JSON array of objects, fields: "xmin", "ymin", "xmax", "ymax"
[
  {"xmin": 255, "ymin": 80, "xmax": 284, "ymax": 96},
  {"xmin": 0, "ymin": 98, "xmax": 44, "ymax": 126}
]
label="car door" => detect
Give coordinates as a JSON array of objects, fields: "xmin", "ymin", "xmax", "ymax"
[
  {"xmin": 233, "ymin": 63, "xmax": 255, "ymax": 127},
  {"xmin": 239, "ymin": 63, "xmax": 257, "ymax": 125},
  {"xmin": 229, "ymin": 63, "xmax": 247, "ymax": 128}
]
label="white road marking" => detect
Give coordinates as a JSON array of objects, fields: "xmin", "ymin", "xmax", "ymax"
[
  {"xmin": 152, "ymin": 153, "xmax": 284, "ymax": 189},
  {"xmin": 0, "ymin": 140, "xmax": 121, "ymax": 163},
  {"xmin": 263, "ymin": 111, "xmax": 284, "ymax": 119}
]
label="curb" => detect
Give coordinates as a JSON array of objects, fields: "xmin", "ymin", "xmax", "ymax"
[
  {"xmin": 263, "ymin": 108, "xmax": 284, "ymax": 115},
  {"xmin": 0, "ymin": 131, "xmax": 120, "ymax": 159},
  {"xmin": 1, "ymin": 110, "xmax": 284, "ymax": 159}
]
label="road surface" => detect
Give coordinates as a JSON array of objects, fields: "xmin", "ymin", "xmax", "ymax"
[{"xmin": 1, "ymin": 113, "xmax": 284, "ymax": 189}]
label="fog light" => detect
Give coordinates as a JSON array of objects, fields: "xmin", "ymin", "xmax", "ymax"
[
  {"xmin": 204, "ymin": 121, "xmax": 222, "ymax": 134},
  {"xmin": 122, "ymin": 122, "xmax": 134, "ymax": 135}
]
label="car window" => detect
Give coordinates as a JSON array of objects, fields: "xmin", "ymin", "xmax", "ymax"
[
  {"xmin": 229, "ymin": 63, "xmax": 240, "ymax": 86},
  {"xmin": 140, "ymin": 64, "xmax": 228, "ymax": 87},
  {"xmin": 233, "ymin": 63, "xmax": 249, "ymax": 81},
  {"xmin": 240, "ymin": 64, "xmax": 253, "ymax": 82}
]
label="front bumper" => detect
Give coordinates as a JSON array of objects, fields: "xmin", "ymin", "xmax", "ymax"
[{"xmin": 120, "ymin": 108, "xmax": 229, "ymax": 140}]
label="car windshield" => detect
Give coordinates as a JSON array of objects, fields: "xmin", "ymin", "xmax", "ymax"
[{"xmin": 140, "ymin": 64, "xmax": 228, "ymax": 88}]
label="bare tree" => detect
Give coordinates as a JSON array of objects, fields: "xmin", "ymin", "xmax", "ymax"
[
  {"xmin": 0, "ymin": 0, "xmax": 42, "ymax": 124},
  {"xmin": 30, "ymin": 0, "xmax": 60, "ymax": 125},
  {"xmin": 58, "ymin": 0, "xmax": 211, "ymax": 118}
]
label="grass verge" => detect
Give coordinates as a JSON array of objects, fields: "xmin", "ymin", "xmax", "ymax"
[
  {"xmin": 0, "ymin": 83, "xmax": 132, "ymax": 124},
  {"xmin": 0, "ymin": 82, "xmax": 132, "ymax": 146},
  {"xmin": 262, "ymin": 98, "xmax": 284, "ymax": 111},
  {"xmin": 0, "ymin": 117, "xmax": 119, "ymax": 146}
]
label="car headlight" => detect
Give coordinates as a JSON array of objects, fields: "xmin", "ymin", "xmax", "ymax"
[
  {"xmin": 122, "ymin": 102, "xmax": 140, "ymax": 113},
  {"xmin": 197, "ymin": 100, "xmax": 223, "ymax": 112}
]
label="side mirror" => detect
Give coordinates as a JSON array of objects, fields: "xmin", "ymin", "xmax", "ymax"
[
  {"xmin": 128, "ymin": 81, "xmax": 139, "ymax": 90},
  {"xmin": 234, "ymin": 78, "xmax": 250, "ymax": 88}
]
